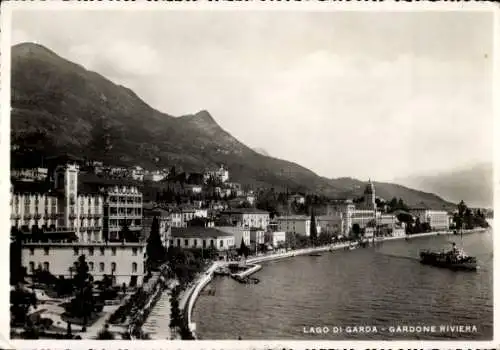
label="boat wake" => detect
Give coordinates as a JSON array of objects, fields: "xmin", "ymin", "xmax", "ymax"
[{"xmin": 376, "ymin": 253, "xmax": 419, "ymax": 261}]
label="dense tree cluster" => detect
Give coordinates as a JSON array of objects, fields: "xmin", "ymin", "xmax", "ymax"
[{"xmin": 453, "ymin": 200, "xmax": 489, "ymax": 230}]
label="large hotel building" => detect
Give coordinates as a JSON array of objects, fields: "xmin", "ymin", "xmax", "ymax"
[{"xmin": 11, "ymin": 160, "xmax": 147, "ymax": 286}]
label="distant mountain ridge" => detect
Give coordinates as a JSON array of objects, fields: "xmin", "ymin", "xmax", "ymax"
[
  {"xmin": 394, "ymin": 163, "xmax": 493, "ymax": 209},
  {"xmin": 10, "ymin": 42, "xmax": 455, "ymax": 210}
]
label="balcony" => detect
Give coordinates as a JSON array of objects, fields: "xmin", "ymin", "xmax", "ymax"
[
  {"xmin": 23, "ymin": 214, "xmax": 32, "ymax": 220},
  {"xmin": 69, "ymin": 213, "xmax": 77, "ymax": 219}
]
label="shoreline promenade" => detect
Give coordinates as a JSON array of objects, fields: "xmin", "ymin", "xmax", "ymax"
[{"xmin": 179, "ymin": 228, "xmax": 487, "ymax": 338}]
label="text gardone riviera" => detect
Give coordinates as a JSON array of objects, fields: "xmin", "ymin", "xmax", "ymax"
[{"xmin": 303, "ymin": 325, "xmax": 478, "ymax": 334}]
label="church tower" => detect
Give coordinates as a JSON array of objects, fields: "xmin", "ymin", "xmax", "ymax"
[{"xmin": 363, "ymin": 179, "xmax": 376, "ymax": 211}]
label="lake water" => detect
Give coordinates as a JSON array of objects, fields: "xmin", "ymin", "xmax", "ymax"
[{"xmin": 192, "ymin": 231, "xmax": 493, "ymax": 340}]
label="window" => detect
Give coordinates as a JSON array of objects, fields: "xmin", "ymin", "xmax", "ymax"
[
  {"xmin": 132, "ymin": 262, "xmax": 137, "ymax": 273},
  {"xmin": 29, "ymin": 248, "xmax": 34, "ymax": 255},
  {"xmin": 99, "ymin": 262, "xmax": 105, "ymax": 272},
  {"xmin": 203, "ymin": 240, "xmax": 206, "ymax": 249},
  {"xmin": 193, "ymin": 240, "xmax": 198, "ymax": 247},
  {"xmin": 184, "ymin": 239, "xmax": 189, "ymax": 247},
  {"xmin": 132, "ymin": 248, "xmax": 137, "ymax": 256},
  {"xmin": 29, "ymin": 262, "xmax": 35, "ymax": 273},
  {"xmin": 73, "ymin": 247, "xmax": 79, "ymax": 256},
  {"xmin": 100, "ymin": 247, "xmax": 105, "ymax": 256},
  {"xmin": 44, "ymin": 247, "xmax": 49, "ymax": 255},
  {"xmin": 89, "ymin": 247, "xmax": 94, "ymax": 256},
  {"xmin": 89, "ymin": 262, "xmax": 94, "ymax": 271},
  {"xmin": 43, "ymin": 262, "xmax": 49, "ymax": 271},
  {"xmin": 111, "ymin": 262, "xmax": 116, "ymax": 272},
  {"xmin": 111, "ymin": 247, "xmax": 116, "ymax": 256},
  {"xmin": 177, "ymin": 239, "xmax": 181, "ymax": 247},
  {"xmin": 220, "ymin": 240, "xmax": 224, "ymax": 248}
]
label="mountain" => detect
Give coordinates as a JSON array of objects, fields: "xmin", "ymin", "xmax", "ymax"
[
  {"xmin": 394, "ymin": 163, "xmax": 493, "ymax": 209},
  {"xmin": 253, "ymin": 148, "xmax": 271, "ymax": 157},
  {"xmin": 10, "ymin": 42, "xmax": 455, "ymax": 209}
]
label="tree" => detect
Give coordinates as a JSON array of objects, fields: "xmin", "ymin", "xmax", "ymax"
[
  {"xmin": 10, "ymin": 227, "xmax": 25, "ymax": 285},
  {"xmin": 458, "ymin": 200, "xmax": 467, "ymax": 217},
  {"xmin": 146, "ymin": 216, "xmax": 165, "ymax": 271},
  {"xmin": 10, "ymin": 284, "xmax": 37, "ymax": 326},
  {"xmin": 309, "ymin": 209, "xmax": 318, "ymax": 246},
  {"xmin": 239, "ymin": 238, "xmax": 249, "ymax": 258},
  {"xmin": 97, "ymin": 324, "xmax": 114, "ymax": 340},
  {"xmin": 352, "ymin": 223, "xmax": 361, "ymax": 239},
  {"xmin": 71, "ymin": 255, "xmax": 94, "ymax": 325}
]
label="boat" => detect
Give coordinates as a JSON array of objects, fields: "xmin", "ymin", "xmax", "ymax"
[
  {"xmin": 419, "ymin": 243, "xmax": 477, "ymax": 271},
  {"xmin": 308, "ymin": 253, "xmax": 322, "ymax": 257}
]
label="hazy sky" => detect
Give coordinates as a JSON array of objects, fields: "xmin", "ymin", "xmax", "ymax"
[{"xmin": 11, "ymin": 10, "xmax": 494, "ymax": 181}]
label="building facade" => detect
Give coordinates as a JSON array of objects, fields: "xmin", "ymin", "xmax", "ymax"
[
  {"xmin": 410, "ymin": 209, "xmax": 450, "ymax": 231},
  {"xmin": 171, "ymin": 227, "xmax": 234, "ymax": 250},
  {"xmin": 220, "ymin": 209, "xmax": 270, "ymax": 229},
  {"xmin": 102, "ymin": 184, "xmax": 143, "ymax": 241},
  {"xmin": 22, "ymin": 241, "xmax": 146, "ymax": 286},
  {"xmin": 216, "ymin": 226, "xmax": 251, "ymax": 246},
  {"xmin": 12, "ymin": 161, "xmax": 147, "ymax": 287},
  {"xmin": 276, "ymin": 216, "xmax": 321, "ymax": 236}
]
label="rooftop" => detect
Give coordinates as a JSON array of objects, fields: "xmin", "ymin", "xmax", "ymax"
[
  {"xmin": 276, "ymin": 215, "xmax": 309, "ymax": 220},
  {"xmin": 222, "ymin": 208, "xmax": 269, "ymax": 215},
  {"xmin": 171, "ymin": 227, "xmax": 234, "ymax": 238}
]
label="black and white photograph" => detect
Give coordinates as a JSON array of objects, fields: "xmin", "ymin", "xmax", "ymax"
[{"xmin": 3, "ymin": 2, "xmax": 496, "ymax": 345}]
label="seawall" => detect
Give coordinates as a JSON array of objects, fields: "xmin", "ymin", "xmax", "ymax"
[{"xmin": 183, "ymin": 262, "xmax": 221, "ymax": 339}]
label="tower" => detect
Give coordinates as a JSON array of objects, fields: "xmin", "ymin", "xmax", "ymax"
[
  {"xmin": 54, "ymin": 163, "xmax": 79, "ymax": 233},
  {"xmin": 363, "ymin": 179, "xmax": 376, "ymax": 211}
]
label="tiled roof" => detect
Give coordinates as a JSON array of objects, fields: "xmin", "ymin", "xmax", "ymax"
[
  {"xmin": 171, "ymin": 227, "xmax": 234, "ymax": 238},
  {"xmin": 222, "ymin": 208, "xmax": 269, "ymax": 215}
]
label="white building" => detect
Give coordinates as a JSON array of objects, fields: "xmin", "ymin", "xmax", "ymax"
[
  {"xmin": 220, "ymin": 209, "xmax": 270, "ymax": 230},
  {"xmin": 316, "ymin": 214, "xmax": 343, "ymax": 235},
  {"xmin": 194, "ymin": 208, "xmax": 208, "ymax": 218},
  {"xmin": 102, "ymin": 184, "xmax": 143, "ymax": 241},
  {"xmin": 143, "ymin": 172, "xmax": 165, "ymax": 182},
  {"xmin": 250, "ymin": 228, "xmax": 265, "ymax": 246},
  {"xmin": 216, "ymin": 226, "xmax": 251, "ymax": 246},
  {"xmin": 410, "ymin": 208, "xmax": 450, "ymax": 231},
  {"xmin": 276, "ymin": 216, "xmax": 321, "ymax": 236},
  {"xmin": 171, "ymin": 227, "xmax": 234, "ymax": 250},
  {"xmin": 12, "ymin": 161, "xmax": 147, "ymax": 287},
  {"xmin": 169, "ymin": 210, "xmax": 184, "ymax": 228},
  {"xmin": 22, "ymin": 241, "xmax": 146, "ymax": 287},
  {"xmin": 205, "ymin": 165, "xmax": 229, "ymax": 184},
  {"xmin": 265, "ymin": 231, "xmax": 286, "ymax": 248}
]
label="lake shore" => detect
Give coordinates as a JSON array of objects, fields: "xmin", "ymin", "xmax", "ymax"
[{"xmin": 179, "ymin": 227, "xmax": 487, "ymax": 339}]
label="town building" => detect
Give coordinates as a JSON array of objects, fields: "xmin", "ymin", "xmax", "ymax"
[
  {"xmin": 265, "ymin": 231, "xmax": 286, "ymax": 248},
  {"xmin": 169, "ymin": 210, "xmax": 184, "ymax": 228},
  {"xmin": 410, "ymin": 208, "xmax": 450, "ymax": 231},
  {"xmin": 101, "ymin": 182, "xmax": 143, "ymax": 242},
  {"xmin": 288, "ymin": 193, "xmax": 305, "ymax": 205},
  {"xmin": 11, "ymin": 167, "xmax": 49, "ymax": 182},
  {"xmin": 170, "ymin": 227, "xmax": 235, "ymax": 250},
  {"xmin": 276, "ymin": 215, "xmax": 321, "ymax": 236},
  {"xmin": 216, "ymin": 226, "xmax": 251, "ymax": 246},
  {"xmin": 220, "ymin": 208, "xmax": 270, "ymax": 229},
  {"xmin": 13, "ymin": 160, "xmax": 147, "ymax": 287},
  {"xmin": 250, "ymin": 228, "xmax": 265, "ymax": 246},
  {"xmin": 22, "ymin": 237, "xmax": 145, "ymax": 286},
  {"xmin": 316, "ymin": 214, "xmax": 343, "ymax": 235},
  {"xmin": 204, "ymin": 165, "xmax": 229, "ymax": 184}
]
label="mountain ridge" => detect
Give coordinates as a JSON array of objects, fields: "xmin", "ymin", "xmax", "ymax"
[{"xmin": 10, "ymin": 42, "xmax": 457, "ymax": 209}]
